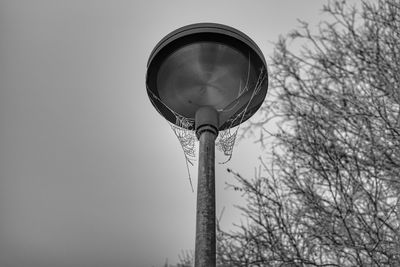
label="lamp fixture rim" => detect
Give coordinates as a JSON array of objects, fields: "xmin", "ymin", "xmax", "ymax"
[{"xmin": 147, "ymin": 22, "xmax": 267, "ymax": 68}]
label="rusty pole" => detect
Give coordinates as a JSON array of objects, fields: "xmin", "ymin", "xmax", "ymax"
[{"xmin": 194, "ymin": 107, "xmax": 218, "ymax": 267}]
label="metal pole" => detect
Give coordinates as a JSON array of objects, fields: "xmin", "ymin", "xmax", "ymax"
[
  {"xmin": 194, "ymin": 107, "xmax": 218, "ymax": 267},
  {"xmin": 195, "ymin": 129, "xmax": 216, "ymax": 267}
]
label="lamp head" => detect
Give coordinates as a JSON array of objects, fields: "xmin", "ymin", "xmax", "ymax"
[{"xmin": 146, "ymin": 23, "xmax": 268, "ymax": 130}]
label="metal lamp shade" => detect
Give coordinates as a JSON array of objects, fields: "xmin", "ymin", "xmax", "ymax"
[{"xmin": 146, "ymin": 23, "xmax": 268, "ymax": 130}]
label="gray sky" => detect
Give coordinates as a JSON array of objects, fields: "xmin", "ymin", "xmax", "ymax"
[{"xmin": 0, "ymin": 1, "xmax": 328, "ymax": 266}]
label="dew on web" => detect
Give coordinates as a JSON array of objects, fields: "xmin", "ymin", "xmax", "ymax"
[
  {"xmin": 216, "ymin": 66, "xmax": 267, "ymax": 163},
  {"xmin": 146, "ymin": 61, "xmax": 267, "ymax": 190}
]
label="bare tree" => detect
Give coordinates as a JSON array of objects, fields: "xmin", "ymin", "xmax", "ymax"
[{"xmin": 218, "ymin": 0, "xmax": 400, "ymax": 266}]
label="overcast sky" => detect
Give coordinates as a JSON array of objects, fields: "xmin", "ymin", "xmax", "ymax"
[{"xmin": 0, "ymin": 1, "xmax": 331, "ymax": 266}]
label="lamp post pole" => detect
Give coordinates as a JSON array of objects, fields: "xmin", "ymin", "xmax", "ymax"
[
  {"xmin": 145, "ymin": 22, "xmax": 269, "ymax": 267},
  {"xmin": 194, "ymin": 107, "xmax": 218, "ymax": 267}
]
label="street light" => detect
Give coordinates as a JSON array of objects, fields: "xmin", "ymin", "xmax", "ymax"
[{"xmin": 146, "ymin": 23, "xmax": 268, "ymax": 267}]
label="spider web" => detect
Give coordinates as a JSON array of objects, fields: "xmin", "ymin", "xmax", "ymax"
[
  {"xmin": 147, "ymin": 62, "xmax": 267, "ymax": 190},
  {"xmin": 147, "ymin": 90, "xmax": 196, "ymax": 191},
  {"xmin": 216, "ymin": 66, "xmax": 267, "ymax": 163}
]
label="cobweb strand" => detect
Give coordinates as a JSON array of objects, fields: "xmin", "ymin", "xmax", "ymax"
[{"xmin": 216, "ymin": 67, "xmax": 268, "ymax": 163}]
